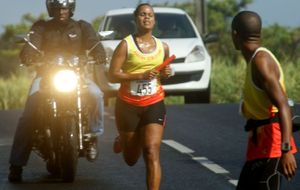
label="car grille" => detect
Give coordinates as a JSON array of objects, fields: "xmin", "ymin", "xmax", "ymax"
[
  {"xmin": 171, "ymin": 57, "xmax": 185, "ymax": 64},
  {"xmin": 161, "ymin": 70, "xmax": 203, "ymax": 85}
]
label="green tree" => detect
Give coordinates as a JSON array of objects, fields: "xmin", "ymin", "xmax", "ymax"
[
  {"xmin": 0, "ymin": 13, "xmax": 46, "ymax": 77},
  {"xmin": 155, "ymin": 0, "xmax": 254, "ymax": 63},
  {"xmin": 263, "ymin": 25, "xmax": 300, "ymax": 63},
  {"xmin": 206, "ymin": 0, "xmax": 253, "ymax": 63},
  {"xmin": 91, "ymin": 16, "xmax": 104, "ymax": 31}
]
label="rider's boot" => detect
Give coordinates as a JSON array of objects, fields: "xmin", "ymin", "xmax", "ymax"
[
  {"xmin": 8, "ymin": 165, "xmax": 23, "ymax": 183},
  {"xmin": 86, "ymin": 136, "xmax": 98, "ymax": 162}
]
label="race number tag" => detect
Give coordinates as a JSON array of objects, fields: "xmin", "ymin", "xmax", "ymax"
[{"xmin": 130, "ymin": 79, "xmax": 157, "ymax": 96}]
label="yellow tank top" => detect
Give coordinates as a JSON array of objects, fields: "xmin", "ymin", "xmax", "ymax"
[
  {"xmin": 122, "ymin": 35, "xmax": 164, "ymax": 73},
  {"xmin": 242, "ymin": 47, "xmax": 286, "ymax": 120},
  {"xmin": 118, "ymin": 35, "xmax": 165, "ymax": 106}
]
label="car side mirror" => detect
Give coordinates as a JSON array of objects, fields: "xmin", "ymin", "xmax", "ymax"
[
  {"xmin": 98, "ymin": 31, "xmax": 115, "ymax": 40},
  {"xmin": 203, "ymin": 33, "xmax": 218, "ymax": 44}
]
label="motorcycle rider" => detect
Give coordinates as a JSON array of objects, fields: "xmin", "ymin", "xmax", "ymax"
[{"xmin": 8, "ymin": 0, "xmax": 106, "ymax": 182}]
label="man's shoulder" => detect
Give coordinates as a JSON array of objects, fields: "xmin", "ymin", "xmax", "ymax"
[
  {"xmin": 32, "ymin": 19, "xmax": 47, "ymax": 27},
  {"xmin": 76, "ymin": 19, "xmax": 93, "ymax": 28},
  {"xmin": 32, "ymin": 19, "xmax": 63, "ymax": 29}
]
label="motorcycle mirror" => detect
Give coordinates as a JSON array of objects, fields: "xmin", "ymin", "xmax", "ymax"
[
  {"xmin": 14, "ymin": 34, "xmax": 27, "ymax": 44},
  {"xmin": 86, "ymin": 40, "xmax": 103, "ymax": 58},
  {"xmin": 23, "ymin": 37, "xmax": 44, "ymax": 56},
  {"xmin": 14, "ymin": 33, "xmax": 44, "ymax": 56},
  {"xmin": 288, "ymin": 98, "xmax": 295, "ymax": 107}
]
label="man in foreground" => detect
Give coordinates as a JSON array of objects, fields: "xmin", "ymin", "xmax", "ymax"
[{"xmin": 231, "ymin": 11, "xmax": 297, "ymax": 190}]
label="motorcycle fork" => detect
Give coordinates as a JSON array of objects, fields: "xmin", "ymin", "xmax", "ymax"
[
  {"xmin": 75, "ymin": 69, "xmax": 84, "ymax": 152},
  {"xmin": 37, "ymin": 96, "xmax": 58, "ymax": 163}
]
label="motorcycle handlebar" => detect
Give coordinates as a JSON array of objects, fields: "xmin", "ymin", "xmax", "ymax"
[
  {"xmin": 21, "ymin": 36, "xmax": 104, "ymax": 67},
  {"xmin": 22, "ymin": 55, "xmax": 97, "ymax": 67}
]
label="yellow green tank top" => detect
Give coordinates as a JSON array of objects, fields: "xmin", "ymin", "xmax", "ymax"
[
  {"xmin": 242, "ymin": 47, "xmax": 286, "ymax": 120},
  {"xmin": 118, "ymin": 35, "xmax": 165, "ymax": 106},
  {"xmin": 122, "ymin": 35, "xmax": 164, "ymax": 73}
]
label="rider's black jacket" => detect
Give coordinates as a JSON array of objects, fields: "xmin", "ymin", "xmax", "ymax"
[{"xmin": 20, "ymin": 18, "xmax": 106, "ymax": 65}]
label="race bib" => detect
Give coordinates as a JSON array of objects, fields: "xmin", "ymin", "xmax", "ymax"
[{"xmin": 130, "ymin": 79, "xmax": 157, "ymax": 96}]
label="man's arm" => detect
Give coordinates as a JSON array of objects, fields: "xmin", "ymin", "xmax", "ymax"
[
  {"xmin": 79, "ymin": 20, "xmax": 106, "ymax": 64},
  {"xmin": 19, "ymin": 20, "xmax": 45, "ymax": 65},
  {"xmin": 253, "ymin": 51, "xmax": 297, "ymax": 180}
]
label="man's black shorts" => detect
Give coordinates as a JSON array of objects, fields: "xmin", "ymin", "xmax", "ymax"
[
  {"xmin": 236, "ymin": 158, "xmax": 282, "ymax": 190},
  {"xmin": 115, "ymin": 98, "xmax": 166, "ymax": 132}
]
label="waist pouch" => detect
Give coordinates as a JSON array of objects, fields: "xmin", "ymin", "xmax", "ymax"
[
  {"xmin": 245, "ymin": 113, "xmax": 300, "ymax": 144},
  {"xmin": 245, "ymin": 115, "xmax": 279, "ymax": 132}
]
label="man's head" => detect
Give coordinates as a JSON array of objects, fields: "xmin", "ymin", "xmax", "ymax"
[
  {"xmin": 231, "ymin": 11, "xmax": 262, "ymax": 46},
  {"xmin": 46, "ymin": 0, "xmax": 75, "ymax": 21}
]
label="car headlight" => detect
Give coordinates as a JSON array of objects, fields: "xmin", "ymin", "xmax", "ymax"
[
  {"xmin": 53, "ymin": 70, "xmax": 77, "ymax": 92},
  {"xmin": 185, "ymin": 45, "xmax": 206, "ymax": 63}
]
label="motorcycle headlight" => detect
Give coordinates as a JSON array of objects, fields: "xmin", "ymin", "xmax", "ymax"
[
  {"xmin": 184, "ymin": 45, "xmax": 206, "ymax": 63},
  {"xmin": 53, "ymin": 70, "xmax": 77, "ymax": 92}
]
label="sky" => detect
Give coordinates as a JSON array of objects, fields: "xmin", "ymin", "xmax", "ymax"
[{"xmin": 0, "ymin": 0, "xmax": 299, "ymax": 33}]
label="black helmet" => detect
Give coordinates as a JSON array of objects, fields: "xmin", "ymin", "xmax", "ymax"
[{"xmin": 46, "ymin": 0, "xmax": 76, "ymax": 17}]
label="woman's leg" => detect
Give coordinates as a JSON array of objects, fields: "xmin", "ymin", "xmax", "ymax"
[
  {"xmin": 119, "ymin": 130, "xmax": 142, "ymax": 166},
  {"xmin": 141, "ymin": 123, "xmax": 164, "ymax": 190},
  {"xmin": 114, "ymin": 98, "xmax": 142, "ymax": 166}
]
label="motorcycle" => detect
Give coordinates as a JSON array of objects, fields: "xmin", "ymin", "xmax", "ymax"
[
  {"xmin": 22, "ymin": 35, "xmax": 102, "ymax": 182},
  {"xmin": 289, "ymin": 99, "xmax": 300, "ymax": 132}
]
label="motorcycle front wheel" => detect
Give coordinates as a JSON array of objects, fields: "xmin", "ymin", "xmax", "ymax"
[{"xmin": 58, "ymin": 116, "xmax": 79, "ymax": 182}]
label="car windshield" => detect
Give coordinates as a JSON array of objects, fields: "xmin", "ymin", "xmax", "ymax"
[{"xmin": 102, "ymin": 13, "xmax": 197, "ymax": 40}]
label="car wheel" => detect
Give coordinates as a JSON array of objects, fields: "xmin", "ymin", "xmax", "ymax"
[{"xmin": 184, "ymin": 82, "xmax": 211, "ymax": 104}]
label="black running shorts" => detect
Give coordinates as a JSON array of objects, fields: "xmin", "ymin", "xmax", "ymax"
[
  {"xmin": 236, "ymin": 158, "xmax": 282, "ymax": 190},
  {"xmin": 115, "ymin": 98, "xmax": 166, "ymax": 132}
]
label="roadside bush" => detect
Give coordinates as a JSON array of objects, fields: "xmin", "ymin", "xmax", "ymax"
[
  {"xmin": 211, "ymin": 57, "xmax": 300, "ymax": 103},
  {"xmin": 283, "ymin": 60, "xmax": 300, "ymax": 100},
  {"xmin": 211, "ymin": 56, "xmax": 245, "ymax": 103},
  {"xmin": 1, "ymin": 58, "xmax": 300, "ymax": 110},
  {"xmin": 0, "ymin": 72, "xmax": 31, "ymax": 110}
]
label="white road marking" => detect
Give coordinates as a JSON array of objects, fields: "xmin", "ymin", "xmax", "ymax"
[
  {"xmin": 162, "ymin": 139, "xmax": 194, "ymax": 154},
  {"xmin": 163, "ymin": 139, "xmax": 238, "ymax": 186},
  {"xmin": 0, "ymin": 138, "xmax": 12, "ymax": 146},
  {"xmin": 192, "ymin": 157, "xmax": 229, "ymax": 174},
  {"xmin": 229, "ymin": 180, "xmax": 238, "ymax": 186}
]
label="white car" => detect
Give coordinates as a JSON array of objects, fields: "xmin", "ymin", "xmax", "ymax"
[{"xmin": 96, "ymin": 7, "xmax": 216, "ymax": 103}]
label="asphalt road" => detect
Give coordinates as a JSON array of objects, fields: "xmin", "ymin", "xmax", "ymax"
[{"xmin": 0, "ymin": 104, "xmax": 299, "ymax": 190}]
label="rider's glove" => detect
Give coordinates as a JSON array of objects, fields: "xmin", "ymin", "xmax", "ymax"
[{"xmin": 94, "ymin": 55, "xmax": 108, "ymax": 65}]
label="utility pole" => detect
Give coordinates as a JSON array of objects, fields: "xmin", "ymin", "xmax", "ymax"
[{"xmin": 194, "ymin": 0, "xmax": 207, "ymax": 35}]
